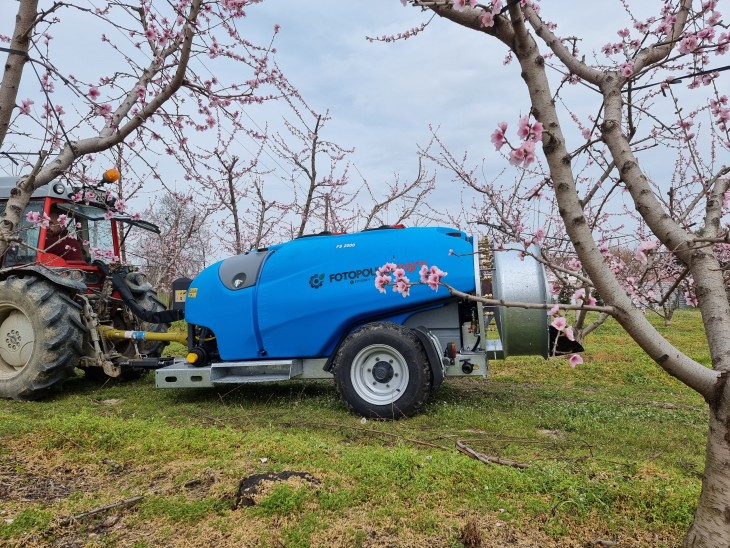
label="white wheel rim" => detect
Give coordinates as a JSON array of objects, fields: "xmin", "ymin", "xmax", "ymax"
[
  {"xmin": 0, "ymin": 305, "xmax": 35, "ymax": 379},
  {"xmin": 350, "ymin": 343, "xmax": 410, "ymax": 405}
]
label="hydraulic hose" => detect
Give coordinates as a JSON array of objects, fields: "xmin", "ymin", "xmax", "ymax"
[{"xmin": 96, "ymin": 262, "xmax": 184, "ymax": 324}]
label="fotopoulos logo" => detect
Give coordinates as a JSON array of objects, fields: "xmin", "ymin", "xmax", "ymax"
[{"xmin": 309, "ymin": 273, "xmax": 325, "ymax": 289}]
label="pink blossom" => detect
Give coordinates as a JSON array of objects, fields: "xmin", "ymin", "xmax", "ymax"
[
  {"xmin": 549, "ymin": 304, "xmax": 560, "ymax": 316},
  {"xmin": 421, "ymin": 265, "xmax": 447, "ymax": 291},
  {"xmin": 684, "ymin": 291, "xmax": 698, "ymax": 307},
  {"xmin": 678, "ymin": 34, "xmax": 699, "ymax": 54},
  {"xmin": 57, "ymin": 214, "xmax": 69, "ymax": 227},
  {"xmin": 569, "ymin": 354, "xmax": 584, "ymax": 367},
  {"xmin": 635, "ymin": 240, "xmax": 659, "ymax": 263},
  {"xmin": 25, "ymin": 211, "xmax": 42, "ymax": 224},
  {"xmin": 533, "ymin": 227, "xmax": 546, "ymax": 244},
  {"xmin": 375, "ymin": 274, "xmax": 391, "ymax": 294},
  {"xmin": 564, "ymin": 326, "xmax": 575, "ymax": 341},
  {"xmin": 573, "ymin": 288, "xmax": 586, "ymax": 302},
  {"xmin": 452, "ymin": 0, "xmax": 477, "ymax": 11},
  {"xmin": 480, "ymin": 12, "xmax": 495, "ymax": 28},
  {"xmin": 88, "ymin": 86, "xmax": 101, "ymax": 100},
  {"xmin": 617, "ymin": 28, "xmax": 630, "ymax": 38},
  {"xmin": 377, "ymin": 262, "xmax": 397, "ymax": 275},
  {"xmin": 551, "ymin": 316, "xmax": 567, "ymax": 331},
  {"xmin": 394, "ymin": 279, "xmax": 411, "ymax": 297},
  {"xmin": 620, "ymin": 61, "xmax": 634, "ymax": 77},
  {"xmin": 517, "ymin": 116, "xmax": 532, "ymax": 139},
  {"xmin": 509, "ymin": 142, "xmax": 537, "ymax": 167},
  {"xmin": 97, "ymin": 103, "xmax": 112, "ymax": 117},
  {"xmin": 419, "ymin": 264, "xmax": 430, "ymax": 283},
  {"xmin": 491, "ymin": 0, "xmax": 503, "ymax": 12},
  {"xmin": 19, "ymin": 98, "xmax": 34, "ymax": 115},
  {"xmin": 104, "ymin": 210, "xmax": 114, "ymax": 220},
  {"xmin": 509, "ymin": 146, "xmax": 526, "ymax": 166},
  {"xmin": 491, "ymin": 126, "xmax": 507, "ymax": 150}
]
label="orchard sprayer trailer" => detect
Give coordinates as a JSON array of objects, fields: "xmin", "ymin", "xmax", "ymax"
[{"xmin": 157, "ymin": 225, "xmax": 563, "ymax": 418}]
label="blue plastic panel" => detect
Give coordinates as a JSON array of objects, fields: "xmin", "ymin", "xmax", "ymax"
[{"xmin": 185, "ymin": 227, "xmax": 476, "ymax": 360}]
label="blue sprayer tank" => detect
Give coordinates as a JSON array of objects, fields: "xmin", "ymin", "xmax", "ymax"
[
  {"xmin": 157, "ymin": 225, "xmax": 558, "ymax": 418},
  {"xmin": 184, "ymin": 226, "xmax": 477, "ymax": 361}
]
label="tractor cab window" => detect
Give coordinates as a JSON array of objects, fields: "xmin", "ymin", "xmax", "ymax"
[
  {"xmin": 56, "ymin": 203, "xmax": 116, "ymax": 263},
  {"xmin": 45, "ymin": 205, "xmax": 87, "ymax": 263},
  {"xmin": 0, "ymin": 200, "xmax": 43, "ymax": 267},
  {"xmin": 56, "ymin": 203, "xmax": 159, "ymax": 264}
]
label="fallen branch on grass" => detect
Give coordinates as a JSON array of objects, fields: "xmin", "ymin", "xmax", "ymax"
[
  {"xmin": 60, "ymin": 495, "xmax": 145, "ymax": 524},
  {"xmin": 456, "ymin": 441, "xmax": 529, "ymax": 469}
]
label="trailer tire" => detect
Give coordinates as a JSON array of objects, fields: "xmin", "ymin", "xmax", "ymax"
[
  {"xmin": 0, "ymin": 275, "xmax": 84, "ymax": 400},
  {"xmin": 333, "ymin": 322, "xmax": 431, "ymax": 419}
]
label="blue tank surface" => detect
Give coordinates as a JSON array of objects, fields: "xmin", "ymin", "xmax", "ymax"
[{"xmin": 184, "ymin": 226, "xmax": 477, "ymax": 361}]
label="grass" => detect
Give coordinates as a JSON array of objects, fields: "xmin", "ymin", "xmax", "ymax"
[{"xmin": 0, "ymin": 309, "xmax": 710, "ymax": 547}]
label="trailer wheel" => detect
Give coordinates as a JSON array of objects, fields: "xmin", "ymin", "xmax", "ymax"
[
  {"xmin": 333, "ymin": 322, "xmax": 432, "ymax": 419},
  {"xmin": 0, "ymin": 276, "xmax": 84, "ymax": 400}
]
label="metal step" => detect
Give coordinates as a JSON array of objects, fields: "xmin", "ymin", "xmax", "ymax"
[{"xmin": 155, "ymin": 358, "xmax": 303, "ymax": 388}]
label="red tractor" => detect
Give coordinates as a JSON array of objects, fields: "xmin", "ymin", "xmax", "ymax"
[{"xmin": 0, "ymin": 170, "xmax": 182, "ymax": 399}]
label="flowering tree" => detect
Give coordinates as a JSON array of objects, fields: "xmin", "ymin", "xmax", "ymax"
[
  {"xmin": 0, "ymin": 0, "xmax": 285, "ymax": 257},
  {"xmin": 128, "ymin": 191, "xmax": 214, "ymax": 292},
  {"xmin": 391, "ymin": 0, "xmax": 729, "ymax": 543}
]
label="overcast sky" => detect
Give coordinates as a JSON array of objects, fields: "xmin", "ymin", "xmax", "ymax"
[
  {"xmin": 230, "ymin": 1, "xmax": 648, "ymax": 213},
  {"xmin": 2, "ymin": 1, "xmax": 718, "ymax": 239}
]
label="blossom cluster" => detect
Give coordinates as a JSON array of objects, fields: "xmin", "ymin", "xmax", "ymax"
[
  {"xmin": 375, "ymin": 262, "xmax": 448, "ymax": 297},
  {"xmin": 491, "ymin": 116, "xmax": 544, "ymax": 168}
]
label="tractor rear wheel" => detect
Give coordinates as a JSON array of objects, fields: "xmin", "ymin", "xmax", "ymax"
[
  {"xmin": 0, "ymin": 275, "xmax": 84, "ymax": 400},
  {"xmin": 332, "ymin": 322, "xmax": 432, "ymax": 419}
]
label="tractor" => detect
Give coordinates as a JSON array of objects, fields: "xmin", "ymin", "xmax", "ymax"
[{"xmin": 0, "ymin": 170, "xmax": 181, "ymax": 400}]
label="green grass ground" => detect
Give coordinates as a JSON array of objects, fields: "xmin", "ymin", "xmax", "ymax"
[{"xmin": 0, "ymin": 310, "xmax": 709, "ymax": 547}]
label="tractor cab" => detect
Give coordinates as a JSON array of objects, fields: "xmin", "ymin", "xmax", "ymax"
[{"xmin": 0, "ymin": 172, "xmax": 160, "ymax": 289}]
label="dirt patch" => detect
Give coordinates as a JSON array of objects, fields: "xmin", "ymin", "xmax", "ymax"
[
  {"xmin": 0, "ymin": 459, "xmax": 77, "ymax": 502},
  {"xmin": 233, "ymin": 470, "xmax": 320, "ymax": 508}
]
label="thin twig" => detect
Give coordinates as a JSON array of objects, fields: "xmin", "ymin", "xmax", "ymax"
[
  {"xmin": 60, "ymin": 495, "xmax": 144, "ymax": 524},
  {"xmin": 456, "ymin": 440, "xmax": 529, "ymax": 469}
]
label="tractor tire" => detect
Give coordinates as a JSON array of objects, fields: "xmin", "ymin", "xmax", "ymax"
[
  {"xmin": 332, "ymin": 322, "xmax": 432, "ymax": 419},
  {"xmin": 120, "ymin": 272, "xmax": 170, "ymax": 359},
  {"xmin": 0, "ymin": 275, "xmax": 84, "ymax": 400}
]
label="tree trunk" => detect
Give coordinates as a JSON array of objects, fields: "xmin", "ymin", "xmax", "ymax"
[
  {"xmin": 0, "ymin": 0, "xmax": 37, "ymax": 148},
  {"xmin": 684, "ymin": 387, "xmax": 730, "ymax": 547}
]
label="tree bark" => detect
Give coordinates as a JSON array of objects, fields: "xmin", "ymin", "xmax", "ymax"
[
  {"xmin": 0, "ymin": 0, "xmax": 37, "ymax": 149},
  {"xmin": 684, "ymin": 387, "xmax": 730, "ymax": 547}
]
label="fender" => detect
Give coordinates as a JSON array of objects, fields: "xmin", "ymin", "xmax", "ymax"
[
  {"xmin": 412, "ymin": 326, "xmax": 446, "ymax": 390},
  {"xmin": 0, "ymin": 264, "xmax": 87, "ymax": 292}
]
